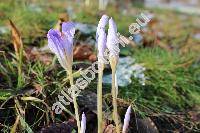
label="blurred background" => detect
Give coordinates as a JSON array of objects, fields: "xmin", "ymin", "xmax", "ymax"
[{"xmin": 0, "ymin": 0, "xmax": 200, "ymax": 132}]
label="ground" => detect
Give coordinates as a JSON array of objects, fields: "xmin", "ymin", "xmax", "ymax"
[{"xmin": 0, "ymin": 0, "xmax": 199, "ymax": 132}]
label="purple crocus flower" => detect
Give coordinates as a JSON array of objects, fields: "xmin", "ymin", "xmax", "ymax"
[
  {"xmin": 80, "ymin": 112, "xmax": 86, "ymax": 133},
  {"xmin": 122, "ymin": 106, "xmax": 131, "ymax": 133},
  {"xmin": 96, "ymin": 15, "xmax": 109, "ymax": 58},
  {"xmin": 96, "ymin": 14, "xmax": 109, "ymax": 41},
  {"xmin": 47, "ymin": 22, "xmax": 75, "ymax": 71},
  {"xmin": 97, "ymin": 29, "xmax": 107, "ymax": 58},
  {"xmin": 106, "ymin": 18, "xmax": 119, "ymax": 58}
]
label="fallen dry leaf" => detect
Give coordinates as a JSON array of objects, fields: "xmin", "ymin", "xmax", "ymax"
[
  {"xmin": 188, "ymin": 111, "xmax": 200, "ymax": 123},
  {"xmin": 33, "ymin": 83, "xmax": 43, "ymax": 95},
  {"xmin": 73, "ymin": 44, "xmax": 96, "ymax": 61},
  {"xmin": 8, "ymin": 19, "xmax": 24, "ymax": 58},
  {"xmin": 103, "ymin": 124, "xmax": 116, "ymax": 133},
  {"xmin": 89, "ymin": 54, "xmax": 97, "ymax": 62},
  {"xmin": 59, "ymin": 13, "xmax": 69, "ymax": 22},
  {"xmin": 54, "ymin": 13, "xmax": 69, "ymax": 31},
  {"xmin": 25, "ymin": 47, "xmax": 53, "ymax": 65},
  {"xmin": 0, "ymin": 12, "xmax": 5, "ymax": 17}
]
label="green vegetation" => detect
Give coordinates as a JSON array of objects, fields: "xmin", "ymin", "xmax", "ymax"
[
  {"xmin": 121, "ymin": 48, "xmax": 200, "ymax": 113},
  {"xmin": 0, "ymin": 0, "xmax": 199, "ymax": 132}
]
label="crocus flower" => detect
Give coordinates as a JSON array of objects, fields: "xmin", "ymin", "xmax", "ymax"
[
  {"xmin": 106, "ymin": 18, "xmax": 119, "ymax": 60},
  {"xmin": 96, "ymin": 14, "xmax": 109, "ymax": 41},
  {"xmin": 122, "ymin": 106, "xmax": 131, "ymax": 133},
  {"xmin": 47, "ymin": 22, "xmax": 75, "ymax": 72},
  {"xmin": 97, "ymin": 15, "xmax": 109, "ymax": 59},
  {"xmin": 96, "ymin": 15, "xmax": 109, "ymax": 133},
  {"xmin": 97, "ymin": 29, "xmax": 107, "ymax": 58},
  {"xmin": 48, "ymin": 22, "xmax": 81, "ymax": 132},
  {"xmin": 80, "ymin": 112, "xmax": 86, "ymax": 133},
  {"xmin": 107, "ymin": 17, "xmax": 121, "ymax": 133}
]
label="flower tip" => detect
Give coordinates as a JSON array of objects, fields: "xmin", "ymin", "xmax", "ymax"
[
  {"xmin": 47, "ymin": 23, "xmax": 74, "ymax": 70},
  {"xmin": 109, "ymin": 17, "xmax": 113, "ymax": 23},
  {"xmin": 82, "ymin": 112, "xmax": 85, "ymax": 117},
  {"xmin": 62, "ymin": 21, "xmax": 75, "ymax": 37},
  {"xmin": 81, "ymin": 112, "xmax": 86, "ymax": 133},
  {"xmin": 125, "ymin": 105, "xmax": 131, "ymax": 119},
  {"xmin": 122, "ymin": 105, "xmax": 132, "ymax": 132},
  {"xmin": 47, "ymin": 29, "xmax": 59, "ymax": 37},
  {"xmin": 98, "ymin": 15, "xmax": 109, "ymax": 28},
  {"xmin": 62, "ymin": 21, "xmax": 75, "ymax": 28},
  {"xmin": 109, "ymin": 18, "xmax": 117, "ymax": 32},
  {"xmin": 127, "ymin": 105, "xmax": 131, "ymax": 114},
  {"xmin": 102, "ymin": 14, "xmax": 109, "ymax": 20},
  {"xmin": 81, "ymin": 112, "xmax": 86, "ymax": 123}
]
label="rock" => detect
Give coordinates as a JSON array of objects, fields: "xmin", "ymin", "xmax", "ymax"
[{"xmin": 103, "ymin": 56, "xmax": 146, "ymax": 86}]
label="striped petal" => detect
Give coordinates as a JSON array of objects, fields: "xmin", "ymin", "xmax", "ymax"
[
  {"xmin": 47, "ymin": 29, "xmax": 67, "ymax": 69},
  {"xmin": 107, "ymin": 18, "xmax": 119, "ymax": 58},
  {"xmin": 96, "ymin": 14, "xmax": 109, "ymax": 41},
  {"xmin": 47, "ymin": 22, "xmax": 75, "ymax": 71},
  {"xmin": 97, "ymin": 28, "xmax": 107, "ymax": 57},
  {"xmin": 62, "ymin": 22, "xmax": 75, "ymax": 57},
  {"xmin": 122, "ymin": 106, "xmax": 131, "ymax": 133}
]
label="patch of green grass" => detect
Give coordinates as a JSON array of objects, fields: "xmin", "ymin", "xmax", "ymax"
[
  {"xmin": 0, "ymin": 0, "xmax": 59, "ymax": 43},
  {"xmin": 0, "ymin": 0, "xmax": 200, "ymax": 131},
  {"xmin": 120, "ymin": 47, "xmax": 200, "ymax": 114}
]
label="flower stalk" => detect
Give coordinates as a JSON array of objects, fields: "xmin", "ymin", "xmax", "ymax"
[
  {"xmin": 110, "ymin": 56, "xmax": 121, "ymax": 133},
  {"xmin": 97, "ymin": 15, "xmax": 109, "ymax": 133},
  {"xmin": 97, "ymin": 62, "xmax": 104, "ymax": 133},
  {"xmin": 47, "ymin": 22, "xmax": 81, "ymax": 133},
  {"xmin": 106, "ymin": 17, "xmax": 121, "ymax": 133},
  {"xmin": 68, "ymin": 69, "xmax": 81, "ymax": 133}
]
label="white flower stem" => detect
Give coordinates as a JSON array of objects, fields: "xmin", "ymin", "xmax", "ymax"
[
  {"xmin": 111, "ymin": 67, "xmax": 121, "ymax": 133},
  {"xmin": 97, "ymin": 62, "xmax": 104, "ymax": 133},
  {"xmin": 69, "ymin": 70, "xmax": 81, "ymax": 133}
]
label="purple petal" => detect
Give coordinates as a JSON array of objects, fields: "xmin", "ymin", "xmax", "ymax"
[
  {"xmin": 98, "ymin": 28, "xmax": 107, "ymax": 57},
  {"xmin": 47, "ymin": 29, "xmax": 61, "ymax": 53},
  {"xmin": 97, "ymin": 15, "xmax": 109, "ymax": 29},
  {"xmin": 61, "ymin": 34, "xmax": 73, "ymax": 60},
  {"xmin": 96, "ymin": 14, "xmax": 109, "ymax": 41},
  {"xmin": 62, "ymin": 22, "xmax": 75, "ymax": 58},
  {"xmin": 108, "ymin": 17, "xmax": 117, "ymax": 33},
  {"xmin": 80, "ymin": 112, "xmax": 86, "ymax": 133},
  {"xmin": 62, "ymin": 22, "xmax": 75, "ymax": 38},
  {"xmin": 47, "ymin": 29, "xmax": 73, "ymax": 70},
  {"xmin": 47, "ymin": 29, "xmax": 65, "ymax": 65},
  {"xmin": 106, "ymin": 18, "xmax": 119, "ymax": 57},
  {"xmin": 122, "ymin": 106, "xmax": 131, "ymax": 132}
]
